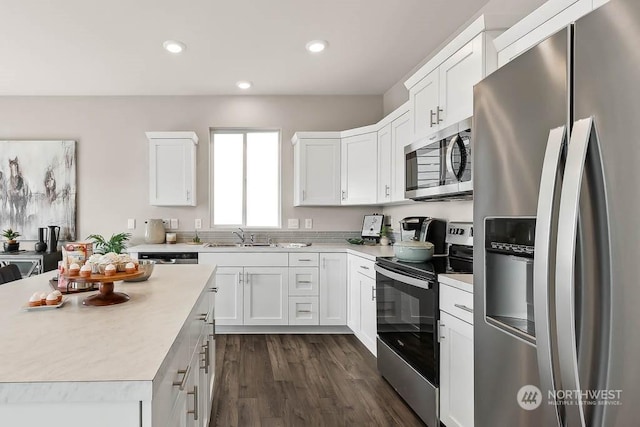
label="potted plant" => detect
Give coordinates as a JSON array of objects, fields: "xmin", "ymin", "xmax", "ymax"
[
  {"xmin": 86, "ymin": 232, "xmax": 132, "ymax": 254},
  {"xmin": 2, "ymin": 228, "xmax": 21, "ymax": 252},
  {"xmin": 380, "ymin": 225, "xmax": 392, "ymax": 246}
]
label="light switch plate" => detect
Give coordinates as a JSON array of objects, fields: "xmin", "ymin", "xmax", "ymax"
[
  {"xmin": 195, "ymin": 218, "xmax": 202, "ymax": 229},
  {"xmin": 304, "ymin": 218, "xmax": 313, "ymax": 229},
  {"xmin": 127, "ymin": 219, "xmax": 136, "ymax": 230},
  {"xmin": 170, "ymin": 219, "xmax": 179, "ymax": 229},
  {"xmin": 288, "ymin": 218, "xmax": 299, "ymax": 229}
]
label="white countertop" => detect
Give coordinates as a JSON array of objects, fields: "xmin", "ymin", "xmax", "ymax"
[
  {"xmin": 0, "ymin": 264, "xmax": 215, "ymax": 385},
  {"xmin": 127, "ymin": 242, "xmax": 396, "ymax": 261},
  {"xmin": 439, "ymin": 273, "xmax": 473, "ymax": 293}
]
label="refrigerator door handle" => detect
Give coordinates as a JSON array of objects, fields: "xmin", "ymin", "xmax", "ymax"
[
  {"xmin": 533, "ymin": 126, "xmax": 566, "ymax": 427},
  {"xmin": 556, "ymin": 117, "xmax": 602, "ymax": 427}
]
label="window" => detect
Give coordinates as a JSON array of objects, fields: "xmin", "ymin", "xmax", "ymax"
[{"xmin": 211, "ymin": 129, "xmax": 280, "ymax": 227}]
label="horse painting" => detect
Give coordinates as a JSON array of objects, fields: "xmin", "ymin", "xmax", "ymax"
[{"xmin": 8, "ymin": 157, "xmax": 30, "ymax": 224}]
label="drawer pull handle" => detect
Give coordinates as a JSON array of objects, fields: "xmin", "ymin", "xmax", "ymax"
[
  {"xmin": 360, "ymin": 265, "xmax": 370, "ymax": 270},
  {"xmin": 297, "ymin": 310, "xmax": 312, "ymax": 313},
  {"xmin": 187, "ymin": 385, "xmax": 199, "ymax": 420},
  {"xmin": 297, "ymin": 280, "xmax": 312, "ymax": 284},
  {"xmin": 298, "ymin": 258, "xmax": 312, "ymax": 261},
  {"xmin": 209, "ymin": 287, "xmax": 219, "ymax": 293},
  {"xmin": 172, "ymin": 365, "xmax": 190, "ymax": 390},
  {"xmin": 454, "ymin": 303, "xmax": 473, "ymax": 313}
]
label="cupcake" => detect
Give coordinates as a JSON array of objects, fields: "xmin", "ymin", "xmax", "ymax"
[
  {"xmin": 28, "ymin": 292, "xmax": 42, "ymax": 307},
  {"xmin": 46, "ymin": 292, "xmax": 59, "ymax": 305},
  {"xmin": 39, "ymin": 292, "xmax": 48, "ymax": 306},
  {"xmin": 125, "ymin": 262, "xmax": 137, "ymax": 274},
  {"xmin": 104, "ymin": 264, "xmax": 116, "ymax": 276},
  {"xmin": 69, "ymin": 262, "xmax": 80, "ymax": 276},
  {"xmin": 80, "ymin": 263, "xmax": 92, "ymax": 278},
  {"xmin": 52, "ymin": 290, "xmax": 63, "ymax": 303}
]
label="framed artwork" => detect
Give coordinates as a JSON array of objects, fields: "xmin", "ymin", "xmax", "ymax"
[{"xmin": 0, "ymin": 140, "xmax": 76, "ymax": 241}]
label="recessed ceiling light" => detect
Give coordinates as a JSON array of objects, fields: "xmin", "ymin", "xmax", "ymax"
[
  {"xmin": 163, "ymin": 40, "xmax": 186, "ymax": 54},
  {"xmin": 305, "ymin": 40, "xmax": 328, "ymax": 53},
  {"xmin": 236, "ymin": 81, "xmax": 252, "ymax": 90}
]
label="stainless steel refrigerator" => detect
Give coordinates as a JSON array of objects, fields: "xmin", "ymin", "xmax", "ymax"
[{"xmin": 473, "ymin": 0, "xmax": 640, "ymax": 425}]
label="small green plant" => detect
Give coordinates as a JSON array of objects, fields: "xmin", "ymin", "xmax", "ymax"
[
  {"xmin": 87, "ymin": 232, "xmax": 132, "ymax": 254},
  {"xmin": 2, "ymin": 228, "xmax": 21, "ymax": 242},
  {"xmin": 193, "ymin": 231, "xmax": 201, "ymax": 243},
  {"xmin": 380, "ymin": 225, "xmax": 392, "ymax": 237}
]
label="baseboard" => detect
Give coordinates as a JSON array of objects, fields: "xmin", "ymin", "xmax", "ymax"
[{"xmin": 216, "ymin": 325, "xmax": 353, "ymax": 334}]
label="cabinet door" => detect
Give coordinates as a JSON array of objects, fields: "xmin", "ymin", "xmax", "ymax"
[
  {"xmin": 377, "ymin": 123, "xmax": 392, "ymax": 203},
  {"xmin": 295, "ymin": 138, "xmax": 341, "ymax": 206},
  {"xmin": 319, "ymin": 253, "xmax": 347, "ymax": 325},
  {"xmin": 411, "ymin": 68, "xmax": 440, "ymax": 139},
  {"xmin": 347, "ymin": 256, "xmax": 362, "ymax": 333},
  {"xmin": 149, "ymin": 139, "xmax": 196, "ymax": 206},
  {"xmin": 243, "ymin": 267, "xmax": 289, "ymax": 325},
  {"xmin": 359, "ymin": 272, "xmax": 377, "ymax": 356},
  {"xmin": 212, "ymin": 267, "xmax": 243, "ymax": 325},
  {"xmin": 341, "ymin": 133, "xmax": 378, "ymax": 205},
  {"xmin": 391, "ymin": 111, "xmax": 411, "ymax": 202},
  {"xmin": 440, "ymin": 311, "xmax": 474, "ymax": 427},
  {"xmin": 197, "ymin": 337, "xmax": 211, "ymax": 427},
  {"xmin": 439, "ymin": 34, "xmax": 483, "ymax": 128}
]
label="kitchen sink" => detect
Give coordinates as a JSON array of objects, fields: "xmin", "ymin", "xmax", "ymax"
[{"xmin": 206, "ymin": 242, "xmax": 277, "ymax": 248}]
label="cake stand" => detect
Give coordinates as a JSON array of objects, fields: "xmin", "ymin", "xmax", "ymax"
[{"xmin": 63, "ymin": 270, "xmax": 144, "ymax": 306}]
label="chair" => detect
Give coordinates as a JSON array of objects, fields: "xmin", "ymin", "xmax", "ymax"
[{"xmin": 0, "ymin": 264, "xmax": 22, "ymax": 284}]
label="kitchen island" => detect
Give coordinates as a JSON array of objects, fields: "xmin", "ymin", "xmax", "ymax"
[{"xmin": 0, "ymin": 264, "xmax": 216, "ymax": 427}]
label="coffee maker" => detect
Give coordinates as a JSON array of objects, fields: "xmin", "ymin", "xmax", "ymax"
[{"xmin": 399, "ymin": 216, "xmax": 447, "ymax": 254}]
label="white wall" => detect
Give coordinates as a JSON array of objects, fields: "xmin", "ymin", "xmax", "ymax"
[{"xmin": 0, "ymin": 95, "xmax": 383, "ymax": 243}]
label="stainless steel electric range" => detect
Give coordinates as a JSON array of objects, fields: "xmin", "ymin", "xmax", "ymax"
[{"xmin": 374, "ymin": 222, "xmax": 473, "ymax": 426}]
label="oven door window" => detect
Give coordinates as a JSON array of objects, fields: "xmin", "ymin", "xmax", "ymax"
[
  {"xmin": 376, "ymin": 272, "xmax": 438, "ymax": 384},
  {"xmin": 405, "ymin": 140, "xmax": 444, "ymax": 191},
  {"xmin": 444, "ymin": 130, "xmax": 471, "ymax": 184}
]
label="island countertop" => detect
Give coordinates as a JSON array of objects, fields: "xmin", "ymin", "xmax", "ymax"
[{"xmin": 0, "ymin": 264, "xmax": 215, "ymax": 385}]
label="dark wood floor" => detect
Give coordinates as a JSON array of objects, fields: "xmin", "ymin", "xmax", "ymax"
[{"xmin": 210, "ymin": 334, "xmax": 425, "ymax": 427}]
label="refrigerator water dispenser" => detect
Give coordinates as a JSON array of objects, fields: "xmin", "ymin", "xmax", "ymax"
[{"xmin": 484, "ymin": 217, "xmax": 536, "ymax": 343}]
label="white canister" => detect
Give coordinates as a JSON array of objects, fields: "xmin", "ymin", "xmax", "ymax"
[
  {"xmin": 145, "ymin": 219, "xmax": 165, "ymax": 244},
  {"xmin": 166, "ymin": 232, "xmax": 177, "ymax": 244}
]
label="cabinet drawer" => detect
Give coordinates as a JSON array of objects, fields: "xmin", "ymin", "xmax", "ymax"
[
  {"xmin": 288, "ymin": 253, "xmax": 319, "ymax": 267},
  {"xmin": 353, "ymin": 258, "xmax": 375, "ymax": 279},
  {"xmin": 288, "ymin": 296, "xmax": 319, "ymax": 325},
  {"xmin": 288, "ymin": 267, "xmax": 319, "ymax": 296},
  {"xmin": 199, "ymin": 252, "xmax": 288, "ymax": 267},
  {"xmin": 440, "ymin": 283, "xmax": 473, "ymax": 324},
  {"xmin": 152, "ymin": 328, "xmax": 191, "ymax": 424}
]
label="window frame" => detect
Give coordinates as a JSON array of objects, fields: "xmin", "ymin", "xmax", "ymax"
[{"xmin": 209, "ymin": 128, "xmax": 282, "ymax": 229}]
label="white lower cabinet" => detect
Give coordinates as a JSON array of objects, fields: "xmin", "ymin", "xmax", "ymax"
[
  {"xmin": 211, "ymin": 267, "xmax": 243, "ymax": 325},
  {"xmin": 319, "ymin": 253, "xmax": 347, "ymax": 325},
  {"xmin": 439, "ymin": 283, "xmax": 474, "ymax": 427},
  {"xmin": 347, "ymin": 254, "xmax": 377, "ymax": 356},
  {"xmin": 289, "ymin": 296, "xmax": 319, "ymax": 325},
  {"xmin": 244, "ymin": 267, "xmax": 289, "ymax": 325}
]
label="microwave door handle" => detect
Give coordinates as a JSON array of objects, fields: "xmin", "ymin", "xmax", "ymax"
[
  {"xmin": 445, "ymin": 134, "xmax": 464, "ymax": 181},
  {"xmin": 533, "ymin": 125, "xmax": 566, "ymax": 427},
  {"xmin": 556, "ymin": 117, "xmax": 607, "ymax": 427}
]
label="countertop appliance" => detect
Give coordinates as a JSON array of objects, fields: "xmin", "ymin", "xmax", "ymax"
[
  {"xmin": 399, "ymin": 216, "xmax": 447, "ymax": 255},
  {"xmin": 374, "ymin": 224, "xmax": 472, "ymax": 426},
  {"xmin": 138, "ymin": 252, "xmax": 198, "ymax": 264},
  {"xmin": 474, "ymin": 2, "xmax": 637, "ymax": 425},
  {"xmin": 404, "ymin": 118, "xmax": 472, "ymax": 201}
]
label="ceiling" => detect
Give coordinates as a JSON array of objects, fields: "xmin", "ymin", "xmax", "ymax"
[{"xmin": 0, "ymin": 0, "xmax": 494, "ymax": 96}]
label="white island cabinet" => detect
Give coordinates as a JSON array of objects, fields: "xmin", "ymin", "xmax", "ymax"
[{"xmin": 0, "ymin": 264, "xmax": 216, "ymax": 427}]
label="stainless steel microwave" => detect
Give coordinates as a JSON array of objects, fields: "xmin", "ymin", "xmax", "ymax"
[{"xmin": 404, "ymin": 117, "xmax": 472, "ymax": 201}]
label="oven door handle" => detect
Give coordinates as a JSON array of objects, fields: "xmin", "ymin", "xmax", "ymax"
[{"xmin": 374, "ymin": 264, "xmax": 431, "ymax": 290}]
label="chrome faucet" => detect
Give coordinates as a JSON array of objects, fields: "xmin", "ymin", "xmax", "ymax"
[{"xmin": 232, "ymin": 228, "xmax": 245, "ymax": 244}]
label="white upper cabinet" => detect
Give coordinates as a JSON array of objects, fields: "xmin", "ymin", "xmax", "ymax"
[
  {"xmin": 292, "ymin": 133, "xmax": 341, "ymax": 206},
  {"xmin": 341, "ymin": 131, "xmax": 378, "ymax": 205},
  {"xmin": 378, "ymin": 105, "xmax": 411, "ymax": 204},
  {"xmin": 494, "ymin": 0, "xmax": 604, "ymax": 68},
  {"xmin": 405, "ymin": 15, "xmax": 503, "ymax": 140},
  {"xmin": 377, "ymin": 123, "xmax": 392, "ymax": 203},
  {"xmin": 146, "ymin": 131, "xmax": 198, "ymax": 206}
]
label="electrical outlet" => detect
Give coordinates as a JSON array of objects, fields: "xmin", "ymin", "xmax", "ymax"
[
  {"xmin": 195, "ymin": 218, "xmax": 202, "ymax": 229},
  {"xmin": 162, "ymin": 219, "xmax": 170, "ymax": 229},
  {"xmin": 287, "ymin": 218, "xmax": 299, "ymax": 229},
  {"xmin": 170, "ymin": 218, "xmax": 179, "ymax": 229},
  {"xmin": 127, "ymin": 219, "xmax": 136, "ymax": 230},
  {"xmin": 304, "ymin": 218, "xmax": 313, "ymax": 229}
]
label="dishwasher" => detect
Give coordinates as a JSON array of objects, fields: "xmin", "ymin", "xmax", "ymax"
[{"xmin": 138, "ymin": 252, "xmax": 199, "ymax": 264}]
